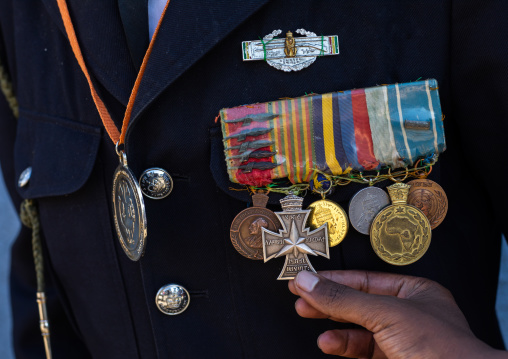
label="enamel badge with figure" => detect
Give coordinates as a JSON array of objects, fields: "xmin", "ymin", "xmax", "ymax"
[
  {"xmin": 242, "ymin": 29, "xmax": 339, "ymax": 71},
  {"xmin": 262, "ymin": 194, "xmax": 330, "ymax": 280}
]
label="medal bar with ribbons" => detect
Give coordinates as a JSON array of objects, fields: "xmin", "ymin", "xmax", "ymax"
[{"xmin": 220, "ymin": 80, "xmax": 448, "ymax": 278}]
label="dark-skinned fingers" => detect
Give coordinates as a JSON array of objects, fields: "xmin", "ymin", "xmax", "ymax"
[
  {"xmin": 292, "ymin": 271, "xmax": 435, "ymax": 323},
  {"xmin": 318, "ymin": 329, "xmax": 386, "ymax": 359},
  {"xmin": 292, "ymin": 271, "xmax": 435, "ymax": 300},
  {"xmin": 408, "ymin": 278, "xmax": 456, "ymax": 306},
  {"xmin": 317, "ymin": 270, "xmax": 437, "ymax": 299},
  {"xmin": 288, "ymin": 279, "xmax": 298, "ymax": 296},
  {"xmin": 295, "ymin": 298, "xmax": 353, "ymax": 322},
  {"xmin": 294, "ymin": 271, "xmax": 396, "ymax": 331},
  {"xmin": 295, "ymin": 297, "xmax": 332, "ymax": 319}
]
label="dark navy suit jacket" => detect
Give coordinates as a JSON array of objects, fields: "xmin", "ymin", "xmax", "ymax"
[{"xmin": 1, "ymin": 1, "xmax": 507, "ymax": 358}]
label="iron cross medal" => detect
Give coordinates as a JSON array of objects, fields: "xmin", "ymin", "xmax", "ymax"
[{"xmin": 262, "ymin": 194, "xmax": 330, "ymax": 280}]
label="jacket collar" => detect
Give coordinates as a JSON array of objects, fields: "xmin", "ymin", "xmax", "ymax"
[
  {"xmin": 118, "ymin": 0, "xmax": 149, "ymax": 71},
  {"xmin": 42, "ymin": 0, "xmax": 137, "ymax": 107},
  {"xmin": 43, "ymin": 0, "xmax": 269, "ymax": 123},
  {"xmin": 127, "ymin": 0, "xmax": 270, "ymax": 126}
]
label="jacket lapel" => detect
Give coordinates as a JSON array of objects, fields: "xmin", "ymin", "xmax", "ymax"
[
  {"xmin": 41, "ymin": 0, "xmax": 269, "ymax": 124},
  {"xmin": 128, "ymin": 0, "xmax": 270, "ymax": 126},
  {"xmin": 118, "ymin": 0, "xmax": 149, "ymax": 71},
  {"xmin": 42, "ymin": 0, "xmax": 137, "ymax": 107}
]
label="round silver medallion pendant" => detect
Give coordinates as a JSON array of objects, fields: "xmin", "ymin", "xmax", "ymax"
[
  {"xmin": 349, "ymin": 187, "xmax": 390, "ymax": 235},
  {"xmin": 139, "ymin": 168, "xmax": 173, "ymax": 199},
  {"xmin": 156, "ymin": 284, "xmax": 190, "ymax": 315},
  {"xmin": 113, "ymin": 164, "xmax": 147, "ymax": 261}
]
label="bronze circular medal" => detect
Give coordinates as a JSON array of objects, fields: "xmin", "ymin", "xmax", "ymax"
[
  {"xmin": 230, "ymin": 194, "xmax": 282, "ymax": 260},
  {"xmin": 113, "ymin": 164, "xmax": 147, "ymax": 261},
  {"xmin": 407, "ymin": 179, "xmax": 448, "ymax": 229}
]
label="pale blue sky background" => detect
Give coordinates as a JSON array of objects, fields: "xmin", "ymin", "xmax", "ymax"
[{"xmin": 0, "ymin": 166, "xmax": 17, "ymax": 359}]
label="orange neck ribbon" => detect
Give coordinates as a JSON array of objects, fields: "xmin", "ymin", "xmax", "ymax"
[{"xmin": 56, "ymin": 0, "xmax": 171, "ymax": 146}]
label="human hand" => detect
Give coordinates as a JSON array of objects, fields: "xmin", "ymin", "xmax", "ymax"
[{"xmin": 289, "ymin": 270, "xmax": 508, "ymax": 358}]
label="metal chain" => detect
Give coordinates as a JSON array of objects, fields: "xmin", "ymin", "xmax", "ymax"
[{"xmin": 251, "ymin": 161, "xmax": 434, "ymax": 196}]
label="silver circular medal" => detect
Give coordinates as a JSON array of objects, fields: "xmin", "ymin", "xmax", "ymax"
[
  {"xmin": 139, "ymin": 168, "xmax": 173, "ymax": 199},
  {"xmin": 349, "ymin": 187, "xmax": 390, "ymax": 235},
  {"xmin": 113, "ymin": 156, "xmax": 147, "ymax": 261},
  {"xmin": 156, "ymin": 284, "xmax": 190, "ymax": 315}
]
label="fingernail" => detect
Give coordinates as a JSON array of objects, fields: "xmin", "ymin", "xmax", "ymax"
[
  {"xmin": 316, "ymin": 334, "xmax": 322, "ymax": 350},
  {"xmin": 296, "ymin": 271, "xmax": 319, "ymax": 292}
]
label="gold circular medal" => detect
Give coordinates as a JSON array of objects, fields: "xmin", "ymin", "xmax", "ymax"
[
  {"xmin": 370, "ymin": 183, "xmax": 431, "ymax": 265},
  {"xmin": 407, "ymin": 179, "xmax": 448, "ymax": 230},
  {"xmin": 307, "ymin": 199, "xmax": 348, "ymax": 247}
]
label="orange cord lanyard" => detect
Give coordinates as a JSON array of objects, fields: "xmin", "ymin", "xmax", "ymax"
[{"xmin": 56, "ymin": 0, "xmax": 171, "ymax": 147}]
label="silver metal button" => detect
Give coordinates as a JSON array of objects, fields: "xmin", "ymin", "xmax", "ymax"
[
  {"xmin": 156, "ymin": 284, "xmax": 190, "ymax": 315},
  {"xmin": 139, "ymin": 168, "xmax": 173, "ymax": 199},
  {"xmin": 18, "ymin": 167, "xmax": 32, "ymax": 188}
]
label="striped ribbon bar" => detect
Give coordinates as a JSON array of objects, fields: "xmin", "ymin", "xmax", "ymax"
[{"xmin": 221, "ymin": 79, "xmax": 445, "ymax": 186}]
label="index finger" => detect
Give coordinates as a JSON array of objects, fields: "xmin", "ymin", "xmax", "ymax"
[
  {"xmin": 293, "ymin": 271, "xmax": 396, "ymax": 330},
  {"xmin": 317, "ymin": 270, "xmax": 432, "ymax": 299}
]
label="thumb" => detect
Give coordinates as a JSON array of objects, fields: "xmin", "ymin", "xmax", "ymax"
[{"xmin": 294, "ymin": 270, "xmax": 395, "ymax": 332}]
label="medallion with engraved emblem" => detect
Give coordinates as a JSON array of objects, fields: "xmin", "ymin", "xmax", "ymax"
[
  {"xmin": 307, "ymin": 199, "xmax": 348, "ymax": 247},
  {"xmin": 407, "ymin": 179, "xmax": 448, "ymax": 229},
  {"xmin": 349, "ymin": 187, "xmax": 390, "ymax": 235},
  {"xmin": 230, "ymin": 193, "xmax": 282, "ymax": 260},
  {"xmin": 370, "ymin": 183, "xmax": 431, "ymax": 266},
  {"xmin": 113, "ymin": 162, "xmax": 147, "ymax": 261},
  {"xmin": 139, "ymin": 168, "xmax": 173, "ymax": 199},
  {"xmin": 155, "ymin": 284, "xmax": 190, "ymax": 315}
]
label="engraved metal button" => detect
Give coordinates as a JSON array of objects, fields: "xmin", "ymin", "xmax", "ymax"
[
  {"xmin": 18, "ymin": 167, "xmax": 32, "ymax": 188},
  {"xmin": 156, "ymin": 284, "xmax": 190, "ymax": 315},
  {"xmin": 139, "ymin": 168, "xmax": 173, "ymax": 199}
]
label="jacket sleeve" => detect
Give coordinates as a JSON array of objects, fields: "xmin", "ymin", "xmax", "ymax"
[{"xmin": 0, "ymin": 8, "xmax": 90, "ymax": 359}]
